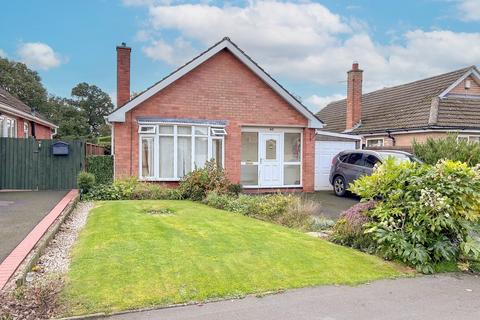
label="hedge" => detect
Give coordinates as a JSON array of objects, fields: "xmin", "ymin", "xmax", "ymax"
[{"xmin": 86, "ymin": 155, "xmax": 113, "ymax": 185}]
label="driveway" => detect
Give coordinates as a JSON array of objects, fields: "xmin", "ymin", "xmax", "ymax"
[
  {"xmin": 0, "ymin": 190, "xmax": 67, "ymax": 262},
  {"xmin": 302, "ymin": 191, "xmax": 358, "ymax": 219},
  {"xmin": 104, "ymin": 273, "xmax": 480, "ymax": 320}
]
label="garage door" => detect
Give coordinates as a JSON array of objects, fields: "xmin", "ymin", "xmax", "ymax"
[{"xmin": 315, "ymin": 140, "xmax": 356, "ymax": 190}]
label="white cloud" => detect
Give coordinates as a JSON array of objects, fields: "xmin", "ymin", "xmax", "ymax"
[
  {"xmin": 458, "ymin": 0, "xmax": 480, "ymax": 21},
  {"xmin": 142, "ymin": 37, "xmax": 195, "ymax": 65},
  {"xmin": 0, "ymin": 49, "xmax": 6, "ymax": 58},
  {"xmin": 306, "ymin": 94, "xmax": 345, "ymax": 112},
  {"xmin": 131, "ymin": 1, "xmax": 480, "ymax": 95},
  {"xmin": 17, "ymin": 42, "xmax": 64, "ymax": 70}
]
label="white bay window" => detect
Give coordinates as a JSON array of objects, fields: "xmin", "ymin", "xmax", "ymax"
[{"xmin": 139, "ymin": 123, "xmax": 225, "ymax": 180}]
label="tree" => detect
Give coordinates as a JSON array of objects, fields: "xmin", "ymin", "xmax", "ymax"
[
  {"xmin": 46, "ymin": 96, "xmax": 90, "ymax": 139},
  {"xmin": 0, "ymin": 57, "xmax": 48, "ymax": 111},
  {"xmin": 70, "ymin": 83, "xmax": 114, "ymax": 137}
]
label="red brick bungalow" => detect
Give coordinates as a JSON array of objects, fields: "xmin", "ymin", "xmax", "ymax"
[
  {"xmin": 107, "ymin": 38, "xmax": 324, "ymax": 192},
  {"xmin": 0, "ymin": 87, "xmax": 57, "ymax": 139}
]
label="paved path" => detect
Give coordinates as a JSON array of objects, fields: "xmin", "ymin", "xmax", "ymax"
[
  {"xmin": 0, "ymin": 191, "xmax": 67, "ymax": 262},
  {"xmin": 105, "ymin": 274, "xmax": 480, "ymax": 320}
]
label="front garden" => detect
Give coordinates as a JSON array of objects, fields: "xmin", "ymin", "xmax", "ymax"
[
  {"xmin": 63, "ymin": 200, "xmax": 401, "ymax": 315},
  {"xmin": 2, "ymin": 136, "xmax": 480, "ymax": 319}
]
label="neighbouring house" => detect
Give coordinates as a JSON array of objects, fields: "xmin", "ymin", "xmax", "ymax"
[
  {"xmin": 0, "ymin": 87, "xmax": 57, "ymax": 139},
  {"xmin": 107, "ymin": 38, "xmax": 326, "ymax": 192},
  {"xmin": 318, "ymin": 63, "xmax": 480, "ymax": 149}
]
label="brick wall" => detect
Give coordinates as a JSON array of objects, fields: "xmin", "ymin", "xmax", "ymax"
[
  {"xmin": 362, "ymin": 132, "xmax": 450, "ymax": 148},
  {"xmin": 450, "ymin": 76, "xmax": 480, "ymax": 96},
  {"xmin": 114, "ymin": 49, "xmax": 315, "ymax": 191},
  {"xmin": 346, "ymin": 63, "xmax": 363, "ymax": 130}
]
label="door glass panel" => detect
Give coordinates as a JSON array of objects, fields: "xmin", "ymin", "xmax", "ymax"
[
  {"xmin": 241, "ymin": 165, "xmax": 258, "ymax": 185},
  {"xmin": 284, "ymin": 165, "xmax": 301, "ymax": 185},
  {"xmin": 212, "ymin": 139, "xmax": 223, "ymax": 168},
  {"xmin": 159, "ymin": 136, "xmax": 174, "ymax": 178},
  {"xmin": 177, "ymin": 136, "xmax": 192, "ymax": 178},
  {"xmin": 265, "ymin": 139, "xmax": 277, "ymax": 160},
  {"xmin": 241, "ymin": 132, "xmax": 258, "ymax": 162},
  {"xmin": 284, "ymin": 133, "xmax": 301, "ymax": 162},
  {"xmin": 141, "ymin": 138, "xmax": 154, "ymax": 177},
  {"xmin": 194, "ymin": 137, "xmax": 208, "ymax": 169}
]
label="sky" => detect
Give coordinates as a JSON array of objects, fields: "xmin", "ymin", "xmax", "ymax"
[{"xmin": 1, "ymin": 0, "xmax": 480, "ymax": 112}]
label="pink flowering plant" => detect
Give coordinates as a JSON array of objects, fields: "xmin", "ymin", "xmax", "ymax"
[{"xmin": 349, "ymin": 158, "xmax": 480, "ymax": 273}]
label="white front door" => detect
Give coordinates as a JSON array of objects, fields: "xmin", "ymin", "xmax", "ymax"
[{"xmin": 259, "ymin": 133, "xmax": 282, "ymax": 187}]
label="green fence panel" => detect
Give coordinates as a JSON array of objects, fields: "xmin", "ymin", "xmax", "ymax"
[{"xmin": 0, "ymin": 138, "xmax": 85, "ymax": 190}]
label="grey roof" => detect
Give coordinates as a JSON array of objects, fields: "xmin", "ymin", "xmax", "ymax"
[
  {"xmin": 137, "ymin": 117, "xmax": 228, "ymax": 126},
  {"xmin": 317, "ymin": 66, "xmax": 480, "ymax": 134},
  {"xmin": 0, "ymin": 87, "xmax": 34, "ymax": 114},
  {"xmin": 0, "ymin": 87, "xmax": 56, "ymax": 127}
]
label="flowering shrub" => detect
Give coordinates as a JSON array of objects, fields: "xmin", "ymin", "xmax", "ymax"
[
  {"xmin": 330, "ymin": 200, "xmax": 376, "ymax": 251},
  {"xmin": 350, "ymin": 158, "xmax": 480, "ymax": 273}
]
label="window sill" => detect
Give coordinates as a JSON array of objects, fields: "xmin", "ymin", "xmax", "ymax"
[{"xmin": 138, "ymin": 178, "xmax": 181, "ymax": 182}]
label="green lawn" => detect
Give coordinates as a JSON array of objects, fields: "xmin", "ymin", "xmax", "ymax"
[{"xmin": 64, "ymin": 200, "xmax": 403, "ymax": 314}]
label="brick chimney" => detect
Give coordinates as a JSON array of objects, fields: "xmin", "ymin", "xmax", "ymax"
[
  {"xmin": 346, "ymin": 62, "xmax": 363, "ymax": 130},
  {"xmin": 116, "ymin": 42, "xmax": 131, "ymax": 107}
]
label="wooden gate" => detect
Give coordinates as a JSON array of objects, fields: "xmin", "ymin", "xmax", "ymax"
[{"xmin": 0, "ymin": 138, "xmax": 85, "ymax": 190}]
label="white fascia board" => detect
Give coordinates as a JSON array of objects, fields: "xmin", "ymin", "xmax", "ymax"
[
  {"xmin": 108, "ymin": 39, "xmax": 324, "ymax": 129},
  {"xmin": 315, "ymin": 130, "xmax": 362, "ymax": 140},
  {"xmin": 0, "ymin": 102, "xmax": 58, "ymax": 129},
  {"xmin": 439, "ymin": 68, "xmax": 480, "ymax": 98},
  {"xmin": 362, "ymin": 128, "xmax": 480, "ymax": 136}
]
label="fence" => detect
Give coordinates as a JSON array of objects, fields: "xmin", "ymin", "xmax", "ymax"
[
  {"xmin": 85, "ymin": 142, "xmax": 106, "ymax": 155},
  {"xmin": 0, "ymin": 138, "xmax": 85, "ymax": 190}
]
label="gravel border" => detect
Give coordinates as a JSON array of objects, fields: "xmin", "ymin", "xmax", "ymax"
[{"xmin": 28, "ymin": 202, "xmax": 93, "ymax": 284}]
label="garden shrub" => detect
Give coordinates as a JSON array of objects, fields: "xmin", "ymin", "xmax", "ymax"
[
  {"xmin": 412, "ymin": 134, "xmax": 480, "ymax": 166},
  {"xmin": 77, "ymin": 171, "xmax": 95, "ymax": 195},
  {"xmin": 349, "ymin": 158, "xmax": 480, "ymax": 273},
  {"xmin": 330, "ymin": 201, "xmax": 377, "ymax": 252},
  {"xmin": 179, "ymin": 160, "xmax": 233, "ymax": 201},
  {"xmin": 310, "ymin": 216, "xmax": 335, "ymax": 231},
  {"xmin": 83, "ymin": 178, "xmax": 182, "ymax": 201},
  {"xmin": 86, "ymin": 155, "xmax": 113, "ymax": 185},
  {"xmin": 204, "ymin": 192, "xmax": 316, "ymax": 230}
]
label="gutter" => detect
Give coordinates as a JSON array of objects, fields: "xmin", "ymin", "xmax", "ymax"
[{"xmin": 0, "ymin": 102, "xmax": 58, "ymax": 129}]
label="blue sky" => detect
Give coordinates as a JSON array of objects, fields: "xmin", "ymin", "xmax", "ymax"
[{"xmin": 1, "ymin": 0, "xmax": 479, "ymax": 111}]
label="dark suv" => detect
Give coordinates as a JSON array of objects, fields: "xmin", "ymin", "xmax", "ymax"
[{"xmin": 330, "ymin": 150, "xmax": 420, "ymax": 196}]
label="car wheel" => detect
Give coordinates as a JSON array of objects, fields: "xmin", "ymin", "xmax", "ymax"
[{"xmin": 333, "ymin": 176, "xmax": 346, "ymax": 197}]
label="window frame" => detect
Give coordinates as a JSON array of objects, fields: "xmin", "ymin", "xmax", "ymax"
[
  {"xmin": 0, "ymin": 116, "xmax": 17, "ymax": 138},
  {"xmin": 23, "ymin": 122, "xmax": 29, "ymax": 138},
  {"xmin": 457, "ymin": 135, "xmax": 480, "ymax": 143},
  {"xmin": 138, "ymin": 123, "xmax": 225, "ymax": 181},
  {"xmin": 365, "ymin": 137, "xmax": 384, "ymax": 148}
]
